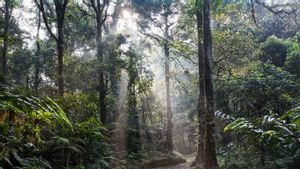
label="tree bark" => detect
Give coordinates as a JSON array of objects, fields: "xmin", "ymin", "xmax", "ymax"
[
  {"xmin": 88, "ymin": 0, "xmax": 108, "ymax": 124},
  {"xmin": 1, "ymin": 0, "xmax": 11, "ymax": 83},
  {"xmin": 57, "ymin": 25, "xmax": 65, "ymax": 96},
  {"xmin": 57, "ymin": 38, "xmax": 64, "ymax": 96},
  {"xmin": 164, "ymin": 42, "xmax": 173, "ymax": 151},
  {"xmin": 127, "ymin": 52, "xmax": 140, "ymax": 154},
  {"xmin": 35, "ymin": 0, "xmax": 68, "ymax": 96},
  {"xmin": 56, "ymin": 1, "xmax": 67, "ymax": 96},
  {"xmin": 94, "ymin": 2, "xmax": 106, "ymax": 124},
  {"xmin": 97, "ymin": 26, "xmax": 106, "ymax": 124},
  {"xmin": 164, "ymin": 9, "xmax": 173, "ymax": 152},
  {"xmin": 194, "ymin": 8, "xmax": 206, "ymax": 166},
  {"xmin": 203, "ymin": 0, "xmax": 218, "ymax": 168},
  {"xmin": 108, "ymin": 40, "xmax": 120, "ymax": 122},
  {"xmin": 34, "ymin": 12, "xmax": 41, "ymax": 90}
]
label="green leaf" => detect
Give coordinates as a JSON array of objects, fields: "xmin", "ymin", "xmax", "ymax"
[
  {"xmin": 52, "ymin": 136, "xmax": 70, "ymax": 145},
  {"xmin": 224, "ymin": 118, "xmax": 246, "ymax": 132}
]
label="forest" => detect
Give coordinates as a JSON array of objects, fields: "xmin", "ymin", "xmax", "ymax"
[{"xmin": 0, "ymin": 0, "xmax": 300, "ymax": 168}]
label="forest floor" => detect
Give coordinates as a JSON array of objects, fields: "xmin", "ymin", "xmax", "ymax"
[
  {"xmin": 156, "ymin": 153, "xmax": 194, "ymax": 169},
  {"xmin": 159, "ymin": 163, "xmax": 190, "ymax": 169}
]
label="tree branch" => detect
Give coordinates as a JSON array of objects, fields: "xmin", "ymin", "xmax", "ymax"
[
  {"xmin": 254, "ymin": 0, "xmax": 299, "ymax": 15},
  {"xmin": 136, "ymin": 8, "xmax": 165, "ymax": 33},
  {"xmin": 250, "ymin": 0, "xmax": 258, "ymax": 28},
  {"xmin": 76, "ymin": 4, "xmax": 96, "ymax": 19},
  {"xmin": 34, "ymin": 0, "xmax": 58, "ymax": 41},
  {"xmin": 100, "ymin": 0, "xmax": 109, "ymax": 26}
]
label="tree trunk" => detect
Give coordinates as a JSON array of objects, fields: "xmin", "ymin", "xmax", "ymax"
[
  {"xmin": 127, "ymin": 53, "xmax": 140, "ymax": 154},
  {"xmin": 194, "ymin": 8, "xmax": 206, "ymax": 166},
  {"xmin": 109, "ymin": 43, "xmax": 119, "ymax": 122},
  {"xmin": 34, "ymin": 12, "xmax": 41, "ymax": 91},
  {"xmin": 88, "ymin": 0, "xmax": 108, "ymax": 124},
  {"xmin": 34, "ymin": 0, "xmax": 68, "ymax": 96},
  {"xmin": 57, "ymin": 38, "xmax": 64, "ymax": 96},
  {"xmin": 1, "ymin": 0, "xmax": 10, "ymax": 83},
  {"xmin": 57, "ymin": 8, "xmax": 65, "ymax": 96},
  {"xmin": 164, "ymin": 43, "xmax": 173, "ymax": 151},
  {"xmin": 203, "ymin": 0, "xmax": 218, "ymax": 168},
  {"xmin": 96, "ymin": 14, "xmax": 106, "ymax": 124},
  {"xmin": 180, "ymin": 125, "xmax": 186, "ymax": 150},
  {"xmin": 164, "ymin": 11, "xmax": 173, "ymax": 151}
]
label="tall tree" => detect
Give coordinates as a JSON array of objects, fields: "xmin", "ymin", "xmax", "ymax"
[
  {"xmin": 194, "ymin": 0, "xmax": 205, "ymax": 165},
  {"xmin": 34, "ymin": 0, "xmax": 69, "ymax": 96},
  {"xmin": 107, "ymin": 35, "xmax": 125, "ymax": 121},
  {"xmin": 203, "ymin": 0, "xmax": 218, "ymax": 168},
  {"xmin": 87, "ymin": 0, "xmax": 109, "ymax": 124},
  {"xmin": 1, "ymin": 0, "xmax": 13, "ymax": 83},
  {"xmin": 126, "ymin": 50, "xmax": 141, "ymax": 154},
  {"xmin": 192, "ymin": 0, "xmax": 219, "ymax": 167},
  {"xmin": 163, "ymin": 5, "xmax": 174, "ymax": 151},
  {"xmin": 34, "ymin": 11, "xmax": 42, "ymax": 90},
  {"xmin": 125, "ymin": 48, "xmax": 153, "ymax": 155},
  {"xmin": 135, "ymin": 0, "xmax": 178, "ymax": 151}
]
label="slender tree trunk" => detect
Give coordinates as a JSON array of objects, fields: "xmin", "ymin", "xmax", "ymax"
[
  {"xmin": 127, "ymin": 81, "xmax": 140, "ymax": 153},
  {"xmin": 34, "ymin": 12, "xmax": 41, "ymax": 90},
  {"xmin": 109, "ymin": 44, "xmax": 119, "ymax": 121},
  {"xmin": 163, "ymin": 11, "xmax": 173, "ymax": 151},
  {"xmin": 1, "ymin": 0, "xmax": 10, "ymax": 83},
  {"xmin": 109, "ymin": 57, "xmax": 118, "ymax": 121},
  {"xmin": 180, "ymin": 125, "xmax": 186, "ymax": 150},
  {"xmin": 194, "ymin": 8, "xmax": 205, "ymax": 167},
  {"xmin": 34, "ymin": 65, "xmax": 40, "ymax": 90},
  {"xmin": 57, "ymin": 38, "xmax": 64, "ymax": 96},
  {"xmin": 57, "ymin": 8, "xmax": 65, "ymax": 96},
  {"xmin": 34, "ymin": 0, "xmax": 68, "ymax": 96},
  {"xmin": 127, "ymin": 54, "xmax": 140, "ymax": 153},
  {"xmin": 203, "ymin": 0, "xmax": 218, "ymax": 168},
  {"xmin": 164, "ymin": 43, "xmax": 173, "ymax": 151},
  {"xmin": 96, "ymin": 14, "xmax": 106, "ymax": 124},
  {"xmin": 110, "ymin": 60, "xmax": 118, "ymax": 99},
  {"xmin": 89, "ymin": 0, "xmax": 108, "ymax": 124}
]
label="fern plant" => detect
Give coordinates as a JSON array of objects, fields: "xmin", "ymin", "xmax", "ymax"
[
  {"xmin": 0, "ymin": 91, "xmax": 73, "ymax": 168},
  {"xmin": 224, "ymin": 108, "xmax": 300, "ymax": 168}
]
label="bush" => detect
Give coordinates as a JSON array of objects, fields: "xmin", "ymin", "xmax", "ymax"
[
  {"xmin": 258, "ymin": 36, "xmax": 291, "ymax": 67},
  {"xmin": 285, "ymin": 43, "xmax": 300, "ymax": 79},
  {"xmin": 0, "ymin": 92, "xmax": 111, "ymax": 169}
]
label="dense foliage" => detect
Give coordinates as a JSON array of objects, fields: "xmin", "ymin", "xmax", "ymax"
[{"xmin": 0, "ymin": 89, "xmax": 109, "ymax": 169}]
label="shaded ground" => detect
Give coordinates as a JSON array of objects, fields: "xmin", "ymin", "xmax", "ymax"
[
  {"xmin": 144, "ymin": 153, "xmax": 194, "ymax": 169},
  {"xmin": 157, "ymin": 153, "xmax": 195, "ymax": 169},
  {"xmin": 158, "ymin": 163, "xmax": 190, "ymax": 169}
]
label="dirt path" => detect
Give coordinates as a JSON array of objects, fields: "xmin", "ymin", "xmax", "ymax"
[
  {"xmin": 160, "ymin": 163, "xmax": 190, "ymax": 169},
  {"xmin": 157, "ymin": 154, "xmax": 194, "ymax": 169}
]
